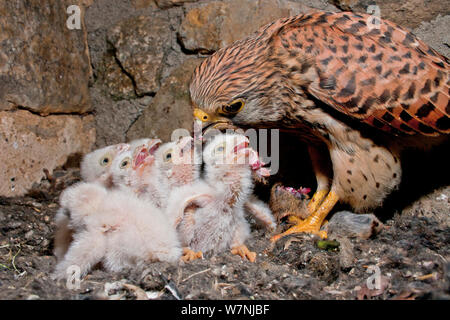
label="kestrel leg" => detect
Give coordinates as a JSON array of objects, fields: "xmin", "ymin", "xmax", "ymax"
[
  {"xmin": 270, "ymin": 145, "xmax": 336, "ymax": 241},
  {"xmin": 307, "ymin": 145, "xmax": 331, "ymax": 214}
]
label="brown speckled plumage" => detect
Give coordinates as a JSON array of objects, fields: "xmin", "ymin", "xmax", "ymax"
[
  {"xmin": 191, "ymin": 11, "xmax": 449, "ymax": 135},
  {"xmin": 191, "ymin": 11, "xmax": 449, "ymax": 237}
]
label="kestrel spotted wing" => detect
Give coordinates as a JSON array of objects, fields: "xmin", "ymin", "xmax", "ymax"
[{"xmin": 268, "ymin": 12, "xmax": 450, "ymax": 136}]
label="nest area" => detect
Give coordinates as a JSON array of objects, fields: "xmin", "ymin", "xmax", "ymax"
[
  {"xmin": 1, "ymin": 0, "xmax": 449, "ymax": 300},
  {"xmin": 0, "ymin": 145, "xmax": 449, "ymax": 299}
]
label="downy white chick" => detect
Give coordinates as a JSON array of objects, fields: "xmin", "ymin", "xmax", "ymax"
[
  {"xmin": 138, "ymin": 136, "xmax": 201, "ymax": 209},
  {"xmin": 79, "ymin": 138, "xmax": 160, "ymax": 187},
  {"xmin": 53, "ymin": 138, "xmax": 161, "ymax": 262},
  {"xmin": 138, "ymin": 135, "xmax": 273, "ymax": 262},
  {"xmin": 80, "ymin": 143, "xmax": 129, "ymax": 187},
  {"xmin": 53, "ymin": 182, "xmax": 181, "ymax": 280},
  {"xmin": 110, "ymin": 139, "xmax": 161, "ymax": 192},
  {"xmin": 55, "ymin": 143, "xmax": 126, "ymax": 261},
  {"xmin": 135, "ymin": 136, "xmax": 204, "ymax": 261},
  {"xmin": 244, "ymin": 195, "xmax": 276, "ymax": 231},
  {"xmin": 166, "ymin": 133, "xmax": 263, "ymax": 262},
  {"xmin": 145, "ymin": 136, "xmax": 275, "ymax": 229}
]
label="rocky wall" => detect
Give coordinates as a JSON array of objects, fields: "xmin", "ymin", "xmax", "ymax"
[{"xmin": 1, "ymin": 0, "xmax": 449, "ymax": 197}]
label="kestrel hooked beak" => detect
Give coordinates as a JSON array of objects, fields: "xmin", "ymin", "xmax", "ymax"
[{"xmin": 193, "ymin": 108, "xmax": 237, "ymax": 132}]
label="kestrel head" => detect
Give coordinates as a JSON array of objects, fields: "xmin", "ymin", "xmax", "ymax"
[{"xmin": 190, "ymin": 35, "xmax": 287, "ymax": 131}]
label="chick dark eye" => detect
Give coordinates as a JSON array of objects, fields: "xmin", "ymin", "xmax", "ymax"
[
  {"xmin": 222, "ymin": 99, "xmax": 244, "ymax": 114},
  {"xmin": 100, "ymin": 157, "xmax": 111, "ymax": 166},
  {"xmin": 120, "ymin": 157, "xmax": 131, "ymax": 169},
  {"xmin": 163, "ymin": 149, "xmax": 173, "ymax": 162}
]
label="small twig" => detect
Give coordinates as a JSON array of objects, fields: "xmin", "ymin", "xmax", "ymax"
[
  {"xmin": 181, "ymin": 268, "xmax": 211, "ymax": 283},
  {"xmin": 164, "ymin": 282, "xmax": 182, "ymax": 300},
  {"xmin": 161, "ymin": 274, "xmax": 182, "ymax": 300},
  {"xmin": 216, "ymin": 282, "xmax": 236, "ymax": 288},
  {"xmin": 11, "ymin": 247, "xmax": 21, "ymax": 274},
  {"xmin": 415, "ymin": 273, "xmax": 436, "ymax": 281},
  {"xmin": 0, "ymin": 263, "xmax": 10, "ymax": 270},
  {"xmin": 43, "ymin": 168, "xmax": 54, "ymax": 182}
]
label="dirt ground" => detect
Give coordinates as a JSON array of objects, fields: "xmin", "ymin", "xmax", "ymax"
[{"xmin": 1, "ymin": 156, "xmax": 449, "ymax": 300}]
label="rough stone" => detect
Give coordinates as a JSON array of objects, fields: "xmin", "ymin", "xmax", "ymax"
[
  {"xmin": 0, "ymin": 110, "xmax": 95, "ymax": 197},
  {"xmin": 0, "ymin": 0, "xmax": 92, "ymax": 114},
  {"xmin": 98, "ymin": 51, "xmax": 136, "ymax": 100},
  {"xmin": 307, "ymin": 252, "xmax": 339, "ymax": 283},
  {"xmin": 91, "ymin": 86, "xmax": 152, "ymax": 148},
  {"xmin": 413, "ymin": 15, "xmax": 450, "ymax": 59},
  {"xmin": 126, "ymin": 58, "xmax": 203, "ymax": 142},
  {"xmin": 107, "ymin": 14, "xmax": 172, "ymax": 95},
  {"xmin": 402, "ymin": 186, "xmax": 450, "ymax": 228},
  {"xmin": 155, "ymin": 0, "xmax": 198, "ymax": 9},
  {"xmin": 85, "ymin": 0, "xmax": 154, "ymax": 77},
  {"xmin": 327, "ymin": 211, "xmax": 384, "ymax": 240},
  {"xmin": 329, "ymin": 0, "xmax": 450, "ymax": 30},
  {"xmin": 179, "ymin": 0, "xmax": 321, "ymax": 53},
  {"xmin": 336, "ymin": 237, "xmax": 356, "ymax": 269},
  {"xmin": 132, "ymin": 0, "xmax": 158, "ymax": 9}
]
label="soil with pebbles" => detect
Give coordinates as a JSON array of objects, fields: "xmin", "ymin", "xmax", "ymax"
[{"xmin": 0, "ymin": 163, "xmax": 449, "ymax": 300}]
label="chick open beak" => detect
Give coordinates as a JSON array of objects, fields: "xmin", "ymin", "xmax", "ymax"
[
  {"xmin": 148, "ymin": 139, "xmax": 161, "ymax": 155},
  {"xmin": 233, "ymin": 140, "xmax": 250, "ymax": 154},
  {"xmin": 193, "ymin": 108, "xmax": 235, "ymax": 133},
  {"xmin": 133, "ymin": 147, "xmax": 150, "ymax": 169},
  {"xmin": 132, "ymin": 140, "xmax": 161, "ymax": 169}
]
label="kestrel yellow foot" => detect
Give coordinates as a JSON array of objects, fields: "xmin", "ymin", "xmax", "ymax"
[
  {"xmin": 287, "ymin": 216, "xmax": 328, "ymax": 226},
  {"xmin": 307, "ymin": 189, "xmax": 328, "ymax": 214},
  {"xmin": 287, "ymin": 215, "xmax": 303, "ymax": 225},
  {"xmin": 271, "ymin": 191, "xmax": 339, "ymax": 242},
  {"xmin": 231, "ymin": 245, "xmax": 256, "ymax": 262},
  {"xmin": 181, "ymin": 247, "xmax": 203, "ymax": 262}
]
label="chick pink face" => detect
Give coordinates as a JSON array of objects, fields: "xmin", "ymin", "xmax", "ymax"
[
  {"xmin": 132, "ymin": 139, "xmax": 161, "ymax": 177},
  {"xmin": 209, "ymin": 135, "xmax": 251, "ymax": 165},
  {"xmin": 206, "ymin": 134, "xmax": 270, "ymax": 178},
  {"xmin": 156, "ymin": 136, "xmax": 200, "ymax": 187}
]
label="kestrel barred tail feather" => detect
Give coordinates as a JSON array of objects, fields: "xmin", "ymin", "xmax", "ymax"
[{"xmin": 190, "ymin": 11, "xmax": 449, "ymax": 240}]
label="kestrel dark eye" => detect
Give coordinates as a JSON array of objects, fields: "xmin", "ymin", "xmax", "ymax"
[{"xmin": 222, "ymin": 99, "xmax": 245, "ymax": 114}]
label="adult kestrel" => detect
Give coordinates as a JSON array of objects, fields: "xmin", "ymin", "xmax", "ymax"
[{"xmin": 190, "ymin": 11, "xmax": 449, "ymax": 240}]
